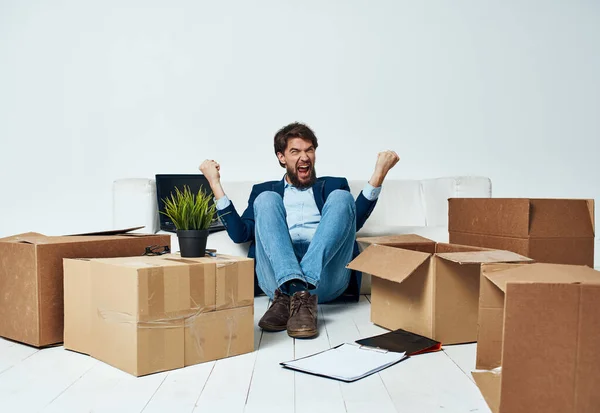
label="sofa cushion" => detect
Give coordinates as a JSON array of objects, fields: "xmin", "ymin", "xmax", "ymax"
[
  {"xmin": 349, "ymin": 180, "xmax": 426, "ymax": 229},
  {"xmin": 420, "ymin": 177, "xmax": 492, "ymax": 227}
]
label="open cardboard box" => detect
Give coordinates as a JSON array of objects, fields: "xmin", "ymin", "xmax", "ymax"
[
  {"xmin": 0, "ymin": 227, "xmax": 171, "ymax": 347},
  {"xmin": 64, "ymin": 253, "xmax": 255, "ymax": 377},
  {"xmin": 347, "ymin": 235, "xmax": 532, "ymax": 345},
  {"xmin": 449, "ymin": 198, "xmax": 595, "ymax": 267},
  {"xmin": 472, "ymin": 262, "xmax": 600, "ymax": 413}
]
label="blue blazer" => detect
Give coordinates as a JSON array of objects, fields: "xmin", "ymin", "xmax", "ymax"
[{"xmin": 216, "ymin": 176, "xmax": 378, "ymax": 300}]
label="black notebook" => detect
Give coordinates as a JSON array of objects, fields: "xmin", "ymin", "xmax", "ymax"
[{"xmin": 355, "ymin": 328, "xmax": 442, "ymax": 356}]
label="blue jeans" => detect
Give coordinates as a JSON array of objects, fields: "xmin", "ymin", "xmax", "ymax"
[{"xmin": 254, "ymin": 190, "xmax": 357, "ymax": 303}]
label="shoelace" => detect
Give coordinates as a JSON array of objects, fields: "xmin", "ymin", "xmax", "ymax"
[
  {"xmin": 290, "ymin": 294, "xmax": 313, "ymax": 317},
  {"xmin": 271, "ymin": 291, "xmax": 289, "ymax": 311}
]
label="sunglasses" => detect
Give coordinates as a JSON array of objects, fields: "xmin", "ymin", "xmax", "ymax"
[{"xmin": 143, "ymin": 245, "xmax": 171, "ymax": 256}]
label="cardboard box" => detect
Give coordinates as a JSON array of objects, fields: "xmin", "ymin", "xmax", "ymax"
[
  {"xmin": 448, "ymin": 198, "xmax": 595, "ymax": 267},
  {"xmin": 0, "ymin": 229, "xmax": 171, "ymax": 347},
  {"xmin": 63, "ymin": 254, "xmax": 254, "ymax": 377},
  {"xmin": 472, "ymin": 263, "xmax": 600, "ymax": 413},
  {"xmin": 347, "ymin": 235, "xmax": 532, "ymax": 344}
]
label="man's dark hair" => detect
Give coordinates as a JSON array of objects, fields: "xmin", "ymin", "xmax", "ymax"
[{"xmin": 273, "ymin": 122, "xmax": 319, "ymax": 168}]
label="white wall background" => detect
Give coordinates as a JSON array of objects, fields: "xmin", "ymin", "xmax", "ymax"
[{"xmin": 0, "ymin": 0, "xmax": 598, "ymax": 238}]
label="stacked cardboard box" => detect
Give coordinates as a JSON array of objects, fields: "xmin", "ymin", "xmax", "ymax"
[
  {"xmin": 0, "ymin": 229, "xmax": 171, "ymax": 347},
  {"xmin": 472, "ymin": 262, "xmax": 600, "ymax": 413},
  {"xmin": 347, "ymin": 235, "xmax": 532, "ymax": 345},
  {"xmin": 63, "ymin": 253, "xmax": 255, "ymax": 377},
  {"xmin": 448, "ymin": 198, "xmax": 595, "ymax": 267}
]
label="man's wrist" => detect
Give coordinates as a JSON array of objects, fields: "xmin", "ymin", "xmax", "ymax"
[
  {"xmin": 209, "ymin": 180, "xmax": 225, "ymax": 200},
  {"xmin": 368, "ymin": 171, "xmax": 385, "ymax": 188},
  {"xmin": 207, "ymin": 177, "xmax": 220, "ymax": 187}
]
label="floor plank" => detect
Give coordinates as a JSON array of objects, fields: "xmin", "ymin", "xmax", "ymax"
[
  {"xmin": 193, "ymin": 352, "xmax": 257, "ymax": 413},
  {"xmin": 141, "ymin": 362, "xmax": 216, "ymax": 413},
  {"xmin": 380, "ymin": 351, "xmax": 490, "ymax": 413},
  {"xmin": 191, "ymin": 296, "xmax": 266, "ymax": 413},
  {"xmin": 293, "ymin": 305, "xmax": 346, "ymax": 413},
  {"xmin": 244, "ymin": 296, "xmax": 296, "ymax": 413},
  {"xmin": 89, "ymin": 369, "xmax": 169, "ymax": 413},
  {"xmin": 41, "ymin": 359, "xmax": 137, "ymax": 413},
  {"xmin": 0, "ymin": 347, "xmax": 97, "ymax": 413},
  {"xmin": 443, "ymin": 343, "xmax": 478, "ymax": 382},
  {"xmin": 0, "ymin": 339, "xmax": 39, "ymax": 375},
  {"xmin": 0, "ymin": 337, "xmax": 15, "ymax": 351},
  {"xmin": 350, "ymin": 295, "xmax": 390, "ymax": 338},
  {"xmin": 321, "ymin": 297, "xmax": 398, "ymax": 413},
  {"xmin": 244, "ymin": 296, "xmax": 294, "ymax": 413}
]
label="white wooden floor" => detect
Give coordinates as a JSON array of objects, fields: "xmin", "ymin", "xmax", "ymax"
[{"xmin": 0, "ymin": 296, "xmax": 490, "ymax": 413}]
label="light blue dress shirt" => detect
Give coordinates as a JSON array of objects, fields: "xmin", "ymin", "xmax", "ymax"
[
  {"xmin": 283, "ymin": 183, "xmax": 321, "ymax": 243},
  {"xmin": 216, "ymin": 180, "xmax": 381, "ymax": 244}
]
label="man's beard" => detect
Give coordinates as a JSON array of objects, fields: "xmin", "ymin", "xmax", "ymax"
[{"xmin": 287, "ymin": 164, "xmax": 317, "ymax": 189}]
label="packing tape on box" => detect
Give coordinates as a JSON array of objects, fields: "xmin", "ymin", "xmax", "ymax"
[
  {"xmin": 186, "ymin": 311, "xmax": 240, "ymax": 360},
  {"xmin": 162, "ymin": 255, "xmax": 250, "ymax": 311},
  {"xmin": 217, "ymin": 261, "xmax": 239, "ymax": 310},
  {"xmin": 96, "ymin": 305, "xmax": 213, "ymax": 329},
  {"xmin": 138, "ymin": 262, "xmax": 212, "ymax": 319},
  {"xmin": 218, "ymin": 259, "xmax": 254, "ymax": 309},
  {"xmin": 95, "ymin": 256, "xmax": 250, "ymax": 329},
  {"xmin": 97, "ymin": 305, "xmax": 247, "ymax": 362},
  {"xmin": 215, "ymin": 256, "xmax": 237, "ymax": 265}
]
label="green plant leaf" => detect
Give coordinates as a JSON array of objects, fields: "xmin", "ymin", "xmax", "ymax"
[{"xmin": 159, "ymin": 184, "xmax": 217, "ymax": 231}]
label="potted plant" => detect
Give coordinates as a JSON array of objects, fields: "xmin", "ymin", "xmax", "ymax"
[{"xmin": 160, "ymin": 185, "xmax": 217, "ymax": 258}]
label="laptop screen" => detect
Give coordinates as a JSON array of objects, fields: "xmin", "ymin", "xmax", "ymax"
[{"xmin": 155, "ymin": 174, "xmax": 224, "ymax": 233}]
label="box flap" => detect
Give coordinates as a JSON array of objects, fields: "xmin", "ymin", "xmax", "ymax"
[
  {"xmin": 0, "ymin": 227, "xmax": 147, "ymax": 244},
  {"xmin": 435, "ymin": 243, "xmax": 493, "ymax": 253},
  {"xmin": 0, "ymin": 232, "xmax": 49, "ymax": 244},
  {"xmin": 472, "ymin": 370, "xmax": 501, "ymax": 413},
  {"xmin": 0, "ymin": 232, "xmax": 41, "ymax": 242},
  {"xmin": 436, "ymin": 250, "xmax": 532, "ymax": 265},
  {"xmin": 346, "ymin": 244, "xmax": 431, "ymax": 283},
  {"xmin": 356, "ymin": 234, "xmax": 435, "ymax": 247},
  {"xmin": 65, "ymin": 226, "xmax": 145, "ymax": 236},
  {"xmin": 483, "ymin": 263, "xmax": 600, "ymax": 293}
]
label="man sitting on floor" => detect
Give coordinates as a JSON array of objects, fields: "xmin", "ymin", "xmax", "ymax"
[{"xmin": 199, "ymin": 122, "xmax": 399, "ymax": 339}]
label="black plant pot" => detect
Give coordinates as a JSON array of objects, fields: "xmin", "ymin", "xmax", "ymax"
[{"xmin": 177, "ymin": 229, "xmax": 209, "ymax": 258}]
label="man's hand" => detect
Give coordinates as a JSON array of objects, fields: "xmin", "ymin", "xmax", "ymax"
[
  {"xmin": 200, "ymin": 159, "xmax": 221, "ymax": 184},
  {"xmin": 199, "ymin": 159, "xmax": 225, "ymax": 199},
  {"xmin": 369, "ymin": 150, "xmax": 400, "ymax": 187}
]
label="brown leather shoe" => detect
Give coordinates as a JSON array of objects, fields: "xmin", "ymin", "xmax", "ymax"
[
  {"xmin": 258, "ymin": 289, "xmax": 290, "ymax": 332},
  {"xmin": 287, "ymin": 291, "xmax": 318, "ymax": 339}
]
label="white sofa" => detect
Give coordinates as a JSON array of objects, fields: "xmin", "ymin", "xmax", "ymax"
[{"xmin": 113, "ymin": 176, "xmax": 493, "ymax": 293}]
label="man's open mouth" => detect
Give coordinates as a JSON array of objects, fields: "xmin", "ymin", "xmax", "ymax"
[{"xmin": 297, "ymin": 164, "xmax": 311, "ymax": 178}]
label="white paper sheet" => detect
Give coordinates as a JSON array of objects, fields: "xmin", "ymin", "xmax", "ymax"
[{"xmin": 280, "ymin": 343, "xmax": 407, "ymax": 382}]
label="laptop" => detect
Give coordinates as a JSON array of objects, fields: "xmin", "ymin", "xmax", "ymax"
[{"xmin": 155, "ymin": 174, "xmax": 226, "ymax": 234}]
